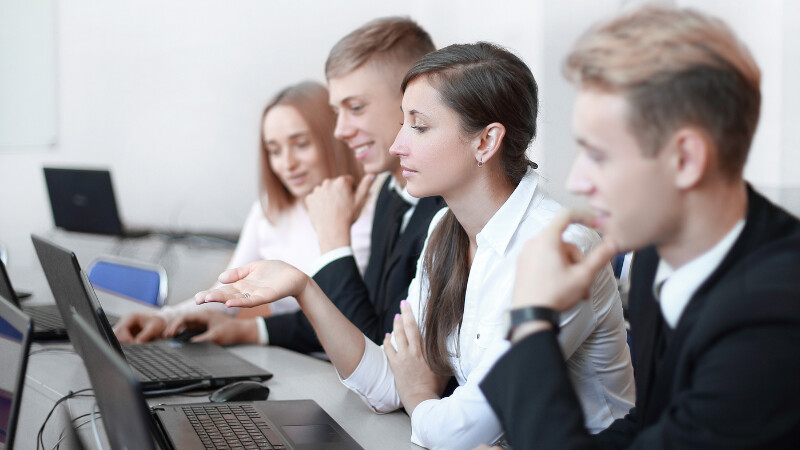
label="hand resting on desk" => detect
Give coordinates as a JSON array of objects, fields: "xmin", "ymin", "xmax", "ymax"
[
  {"xmin": 114, "ymin": 312, "xmax": 167, "ymax": 343},
  {"xmin": 164, "ymin": 310, "xmax": 259, "ymax": 345}
]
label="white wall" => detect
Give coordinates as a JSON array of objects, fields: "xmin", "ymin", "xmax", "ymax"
[{"xmin": 1, "ymin": 0, "xmax": 798, "ymax": 269}]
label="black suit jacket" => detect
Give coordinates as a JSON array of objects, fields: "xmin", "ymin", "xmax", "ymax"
[
  {"xmin": 265, "ymin": 177, "xmax": 445, "ymax": 354},
  {"xmin": 481, "ymin": 186, "xmax": 800, "ymax": 449}
]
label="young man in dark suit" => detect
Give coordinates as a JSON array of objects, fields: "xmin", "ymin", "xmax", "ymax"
[
  {"xmin": 262, "ymin": 17, "xmax": 444, "ymax": 353},
  {"xmin": 479, "ymin": 5, "xmax": 800, "ymax": 449}
]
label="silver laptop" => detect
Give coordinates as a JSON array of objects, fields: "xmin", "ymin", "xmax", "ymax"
[
  {"xmin": 32, "ymin": 234, "xmax": 272, "ymax": 393},
  {"xmin": 70, "ymin": 312, "xmax": 362, "ymax": 450}
]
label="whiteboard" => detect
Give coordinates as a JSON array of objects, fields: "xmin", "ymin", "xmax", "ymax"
[{"xmin": 0, "ymin": 0, "xmax": 56, "ymax": 148}]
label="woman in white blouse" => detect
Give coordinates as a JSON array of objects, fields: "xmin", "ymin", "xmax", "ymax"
[
  {"xmin": 195, "ymin": 43, "xmax": 634, "ymax": 449},
  {"xmin": 114, "ymin": 81, "xmax": 373, "ymax": 344}
]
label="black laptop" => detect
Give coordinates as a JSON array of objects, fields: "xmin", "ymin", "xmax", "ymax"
[
  {"xmin": 0, "ymin": 295, "xmax": 33, "ymax": 450},
  {"xmin": 43, "ymin": 167, "xmax": 151, "ymax": 237},
  {"xmin": 31, "ymin": 234, "xmax": 273, "ymax": 393},
  {"xmin": 0, "ymin": 258, "xmax": 72, "ymax": 340},
  {"xmin": 70, "ymin": 311, "xmax": 362, "ymax": 449}
]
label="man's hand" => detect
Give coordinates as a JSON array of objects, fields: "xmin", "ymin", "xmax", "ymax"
[
  {"xmin": 194, "ymin": 260, "xmax": 309, "ymax": 308},
  {"xmin": 305, "ymin": 174, "xmax": 375, "ymax": 253},
  {"xmin": 114, "ymin": 313, "xmax": 167, "ymax": 344},
  {"xmin": 384, "ymin": 301, "xmax": 450, "ymax": 416},
  {"xmin": 512, "ymin": 209, "xmax": 616, "ymax": 312},
  {"xmin": 163, "ymin": 310, "xmax": 259, "ymax": 346}
]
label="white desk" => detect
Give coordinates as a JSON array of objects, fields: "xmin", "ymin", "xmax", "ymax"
[
  {"xmin": 16, "ymin": 292, "xmax": 417, "ymax": 449},
  {"xmin": 10, "ymin": 233, "xmax": 418, "ymax": 449}
]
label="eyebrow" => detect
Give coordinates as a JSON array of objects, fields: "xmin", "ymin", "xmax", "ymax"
[
  {"xmin": 408, "ymin": 109, "xmax": 430, "ymax": 119},
  {"xmin": 265, "ymin": 131, "xmax": 309, "ymax": 145}
]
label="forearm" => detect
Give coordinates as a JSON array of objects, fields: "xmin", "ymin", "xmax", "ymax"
[{"xmin": 296, "ymin": 278, "xmax": 366, "ymax": 377}]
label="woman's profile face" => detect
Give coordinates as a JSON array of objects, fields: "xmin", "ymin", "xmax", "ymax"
[
  {"xmin": 263, "ymin": 105, "xmax": 328, "ymax": 199},
  {"xmin": 390, "ymin": 77, "xmax": 478, "ymax": 200}
]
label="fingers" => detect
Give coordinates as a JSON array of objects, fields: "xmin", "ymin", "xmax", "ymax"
[
  {"xmin": 353, "ymin": 173, "xmax": 376, "ymax": 213},
  {"xmin": 545, "ymin": 209, "xmax": 599, "ymax": 240},
  {"xmin": 399, "ymin": 300, "xmax": 422, "ymax": 351},
  {"xmin": 392, "ymin": 313, "xmax": 408, "ymax": 350},
  {"xmin": 218, "ymin": 262, "xmax": 257, "ymax": 284},
  {"xmin": 114, "ymin": 316, "xmax": 136, "ymax": 343},
  {"xmin": 575, "ymin": 240, "xmax": 616, "ymax": 283},
  {"xmin": 134, "ymin": 317, "xmax": 165, "ymax": 344}
]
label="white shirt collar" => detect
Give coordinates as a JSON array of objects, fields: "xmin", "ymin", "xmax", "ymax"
[
  {"xmin": 653, "ymin": 219, "xmax": 745, "ymax": 328},
  {"xmin": 477, "ymin": 170, "xmax": 540, "ymax": 256},
  {"xmin": 387, "ymin": 174, "xmax": 420, "ymax": 207}
]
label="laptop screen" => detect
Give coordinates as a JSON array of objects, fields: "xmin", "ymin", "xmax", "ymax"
[
  {"xmin": 0, "ymin": 297, "xmax": 32, "ymax": 449},
  {"xmin": 0, "ymin": 261, "xmax": 19, "ymax": 308},
  {"xmin": 43, "ymin": 167, "xmax": 124, "ymax": 235}
]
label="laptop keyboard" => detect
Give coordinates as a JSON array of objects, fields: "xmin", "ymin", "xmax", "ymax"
[
  {"xmin": 183, "ymin": 404, "xmax": 287, "ymax": 449},
  {"xmin": 24, "ymin": 304, "xmax": 65, "ymax": 330},
  {"xmin": 124, "ymin": 343, "xmax": 211, "ymax": 381}
]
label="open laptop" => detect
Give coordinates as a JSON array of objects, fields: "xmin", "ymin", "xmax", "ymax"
[
  {"xmin": 0, "ymin": 295, "xmax": 33, "ymax": 450},
  {"xmin": 0, "ymin": 259, "xmax": 70, "ymax": 340},
  {"xmin": 71, "ymin": 312, "xmax": 362, "ymax": 449},
  {"xmin": 31, "ymin": 234, "xmax": 273, "ymax": 393},
  {"xmin": 43, "ymin": 167, "xmax": 151, "ymax": 237}
]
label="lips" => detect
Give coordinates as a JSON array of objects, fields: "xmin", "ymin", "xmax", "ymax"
[
  {"xmin": 285, "ymin": 173, "xmax": 308, "ymax": 185},
  {"xmin": 400, "ymin": 164, "xmax": 417, "ymax": 178},
  {"xmin": 352, "ymin": 143, "xmax": 372, "ymax": 160}
]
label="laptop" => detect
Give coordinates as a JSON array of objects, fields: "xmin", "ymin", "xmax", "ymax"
[
  {"xmin": 43, "ymin": 167, "xmax": 151, "ymax": 237},
  {"xmin": 31, "ymin": 234, "xmax": 273, "ymax": 393},
  {"xmin": 0, "ymin": 258, "xmax": 71, "ymax": 340},
  {"xmin": 0, "ymin": 295, "xmax": 33, "ymax": 450},
  {"xmin": 71, "ymin": 312, "xmax": 362, "ymax": 450}
]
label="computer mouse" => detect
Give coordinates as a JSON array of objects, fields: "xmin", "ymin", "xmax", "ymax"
[{"xmin": 209, "ymin": 381, "xmax": 270, "ymax": 403}]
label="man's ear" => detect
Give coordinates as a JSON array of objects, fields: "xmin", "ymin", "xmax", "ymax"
[
  {"xmin": 475, "ymin": 122, "xmax": 506, "ymax": 165},
  {"xmin": 669, "ymin": 127, "xmax": 710, "ymax": 189}
]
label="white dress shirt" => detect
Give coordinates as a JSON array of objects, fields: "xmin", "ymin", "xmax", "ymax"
[
  {"xmin": 654, "ymin": 219, "xmax": 745, "ymax": 328},
  {"xmin": 157, "ymin": 199, "xmax": 374, "ymax": 321},
  {"xmin": 341, "ymin": 172, "xmax": 635, "ymax": 449}
]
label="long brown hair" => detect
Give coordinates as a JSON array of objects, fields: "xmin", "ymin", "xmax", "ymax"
[
  {"xmin": 401, "ymin": 43, "xmax": 539, "ymax": 375},
  {"xmin": 258, "ymin": 81, "xmax": 362, "ymax": 222}
]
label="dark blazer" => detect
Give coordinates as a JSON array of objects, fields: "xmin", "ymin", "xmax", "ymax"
[
  {"xmin": 480, "ymin": 186, "xmax": 800, "ymax": 449},
  {"xmin": 265, "ymin": 177, "xmax": 445, "ymax": 354}
]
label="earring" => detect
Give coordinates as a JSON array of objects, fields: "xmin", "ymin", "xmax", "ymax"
[{"xmin": 477, "ymin": 157, "xmax": 484, "ymax": 168}]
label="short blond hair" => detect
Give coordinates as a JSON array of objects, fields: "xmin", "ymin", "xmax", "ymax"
[
  {"xmin": 325, "ymin": 17, "xmax": 435, "ymax": 82},
  {"xmin": 565, "ymin": 5, "xmax": 761, "ymax": 178}
]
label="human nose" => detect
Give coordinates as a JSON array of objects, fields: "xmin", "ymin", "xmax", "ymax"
[
  {"xmin": 566, "ymin": 153, "xmax": 595, "ymax": 196},
  {"xmin": 389, "ymin": 128, "xmax": 406, "ymax": 158},
  {"xmin": 333, "ymin": 111, "xmax": 355, "ymax": 141}
]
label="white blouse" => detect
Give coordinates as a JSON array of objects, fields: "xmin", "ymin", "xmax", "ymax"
[
  {"xmin": 341, "ymin": 171, "xmax": 635, "ymax": 449},
  {"xmin": 158, "ymin": 198, "xmax": 374, "ymax": 320}
]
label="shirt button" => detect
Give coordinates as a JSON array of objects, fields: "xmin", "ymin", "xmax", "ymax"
[{"xmin": 476, "ymin": 333, "xmax": 480, "ymax": 339}]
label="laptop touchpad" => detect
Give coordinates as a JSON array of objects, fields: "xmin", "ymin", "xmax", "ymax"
[{"xmin": 281, "ymin": 424, "xmax": 343, "ymax": 444}]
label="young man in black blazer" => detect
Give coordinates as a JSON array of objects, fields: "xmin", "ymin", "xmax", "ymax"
[
  {"xmin": 480, "ymin": 5, "xmax": 800, "ymax": 449},
  {"xmin": 260, "ymin": 17, "xmax": 445, "ymax": 353}
]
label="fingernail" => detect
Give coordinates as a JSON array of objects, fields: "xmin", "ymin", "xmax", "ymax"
[
  {"xmin": 400, "ymin": 300, "xmax": 407, "ymax": 307},
  {"xmin": 385, "ymin": 333, "xmax": 391, "ymax": 338},
  {"xmin": 394, "ymin": 313, "xmax": 400, "ymax": 319}
]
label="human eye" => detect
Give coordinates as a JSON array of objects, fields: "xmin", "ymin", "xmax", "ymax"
[{"xmin": 410, "ymin": 125, "xmax": 428, "ymax": 133}]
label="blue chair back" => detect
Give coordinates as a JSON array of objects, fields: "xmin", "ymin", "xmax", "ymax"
[{"xmin": 88, "ymin": 257, "xmax": 167, "ymax": 306}]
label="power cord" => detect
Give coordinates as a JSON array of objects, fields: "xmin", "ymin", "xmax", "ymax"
[
  {"xmin": 37, "ymin": 388, "xmax": 94, "ymax": 450},
  {"xmin": 142, "ymin": 379, "xmax": 211, "ymax": 396}
]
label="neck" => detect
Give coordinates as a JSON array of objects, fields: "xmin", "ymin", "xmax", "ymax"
[
  {"xmin": 445, "ymin": 174, "xmax": 515, "ymax": 248},
  {"xmin": 657, "ymin": 179, "xmax": 747, "ymax": 269}
]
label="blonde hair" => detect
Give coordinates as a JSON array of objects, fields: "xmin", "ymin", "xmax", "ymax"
[
  {"xmin": 325, "ymin": 16, "xmax": 435, "ymax": 83},
  {"xmin": 259, "ymin": 81, "xmax": 362, "ymax": 221},
  {"xmin": 565, "ymin": 5, "xmax": 761, "ymax": 178}
]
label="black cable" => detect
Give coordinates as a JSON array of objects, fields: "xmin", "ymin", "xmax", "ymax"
[
  {"xmin": 142, "ymin": 379, "xmax": 211, "ymax": 396},
  {"xmin": 37, "ymin": 388, "xmax": 94, "ymax": 450}
]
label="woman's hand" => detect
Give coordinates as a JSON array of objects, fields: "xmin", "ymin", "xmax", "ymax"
[
  {"xmin": 194, "ymin": 260, "xmax": 309, "ymax": 308},
  {"xmin": 384, "ymin": 301, "xmax": 450, "ymax": 416},
  {"xmin": 163, "ymin": 310, "xmax": 259, "ymax": 346}
]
